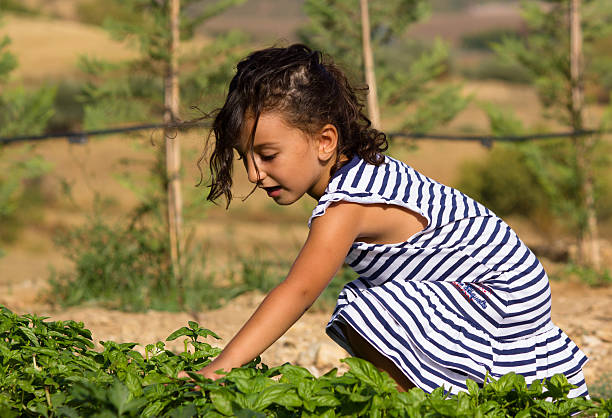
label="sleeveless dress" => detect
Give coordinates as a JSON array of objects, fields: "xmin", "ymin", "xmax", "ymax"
[{"xmin": 308, "ymin": 155, "xmax": 589, "ymax": 397}]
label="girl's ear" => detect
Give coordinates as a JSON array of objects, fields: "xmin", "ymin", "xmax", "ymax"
[{"xmin": 317, "ymin": 123, "xmax": 338, "ymax": 161}]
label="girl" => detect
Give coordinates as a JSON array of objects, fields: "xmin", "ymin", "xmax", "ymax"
[{"xmin": 189, "ymin": 44, "xmax": 589, "ymax": 397}]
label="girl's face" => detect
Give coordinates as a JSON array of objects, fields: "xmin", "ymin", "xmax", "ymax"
[{"xmin": 237, "ymin": 112, "xmax": 337, "ymax": 205}]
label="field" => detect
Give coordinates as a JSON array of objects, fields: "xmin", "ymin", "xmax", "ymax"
[{"xmin": 1, "ymin": 2, "xmax": 612, "ymax": 401}]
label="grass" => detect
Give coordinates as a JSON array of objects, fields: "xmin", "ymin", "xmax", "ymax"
[
  {"xmin": 232, "ymin": 248, "xmax": 357, "ymax": 312},
  {"xmin": 591, "ymin": 373, "xmax": 612, "ymax": 399},
  {"xmin": 549, "ymin": 263, "xmax": 612, "ymax": 287}
]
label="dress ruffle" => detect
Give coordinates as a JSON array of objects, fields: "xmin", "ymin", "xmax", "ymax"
[{"xmin": 326, "ymin": 278, "xmax": 589, "ymax": 396}]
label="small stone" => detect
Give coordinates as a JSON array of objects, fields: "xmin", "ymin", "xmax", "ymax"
[
  {"xmin": 296, "ymin": 343, "xmax": 319, "ymax": 366},
  {"xmin": 582, "ymin": 335, "xmax": 603, "ymax": 347},
  {"xmin": 596, "ymin": 330, "xmax": 612, "ymax": 343},
  {"xmin": 315, "ymin": 342, "xmax": 347, "ymax": 369}
]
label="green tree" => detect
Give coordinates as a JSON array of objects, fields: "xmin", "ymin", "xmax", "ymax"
[
  {"xmin": 483, "ymin": 0, "xmax": 612, "ymax": 268},
  {"xmin": 53, "ymin": 0, "xmax": 247, "ymax": 309},
  {"xmin": 79, "ymin": 0, "xmax": 247, "ymax": 129},
  {"xmin": 299, "ymin": 0, "xmax": 469, "ymax": 132},
  {"xmin": 0, "ymin": 12, "xmax": 55, "ymax": 251}
]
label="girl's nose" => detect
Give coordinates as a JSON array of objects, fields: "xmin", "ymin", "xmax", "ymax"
[{"xmin": 246, "ymin": 157, "xmax": 265, "ymax": 184}]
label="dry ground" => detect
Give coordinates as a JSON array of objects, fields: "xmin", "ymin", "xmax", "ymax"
[{"xmin": 1, "ymin": 9, "xmax": 612, "ymax": 393}]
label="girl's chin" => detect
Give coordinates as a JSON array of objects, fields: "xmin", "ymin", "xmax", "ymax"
[{"xmin": 272, "ymin": 193, "xmax": 301, "ymax": 206}]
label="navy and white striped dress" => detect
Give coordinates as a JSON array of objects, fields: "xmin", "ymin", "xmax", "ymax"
[{"xmin": 309, "ymin": 155, "xmax": 588, "ymax": 397}]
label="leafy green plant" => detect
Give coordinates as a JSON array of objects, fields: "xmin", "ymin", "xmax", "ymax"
[{"xmin": 1, "ymin": 305, "xmax": 610, "ymax": 417}]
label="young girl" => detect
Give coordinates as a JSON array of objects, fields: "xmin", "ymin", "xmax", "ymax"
[{"xmin": 190, "ymin": 43, "xmax": 589, "ymax": 397}]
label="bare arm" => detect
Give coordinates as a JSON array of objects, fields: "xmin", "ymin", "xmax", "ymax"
[{"xmin": 188, "ymin": 202, "xmax": 365, "ymax": 379}]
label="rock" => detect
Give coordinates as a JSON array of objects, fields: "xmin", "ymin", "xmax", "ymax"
[
  {"xmin": 315, "ymin": 342, "xmax": 347, "ymax": 369},
  {"xmin": 595, "ymin": 330, "xmax": 612, "ymax": 343},
  {"xmin": 582, "ymin": 335, "xmax": 603, "ymax": 347},
  {"xmin": 296, "ymin": 343, "xmax": 319, "ymax": 366}
]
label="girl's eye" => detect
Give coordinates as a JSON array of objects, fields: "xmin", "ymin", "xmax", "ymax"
[{"xmin": 261, "ymin": 154, "xmax": 276, "ymax": 161}]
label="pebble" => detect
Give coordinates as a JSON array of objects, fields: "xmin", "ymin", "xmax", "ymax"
[
  {"xmin": 582, "ymin": 335, "xmax": 603, "ymax": 347},
  {"xmin": 296, "ymin": 343, "xmax": 319, "ymax": 366},
  {"xmin": 315, "ymin": 341, "xmax": 348, "ymax": 369}
]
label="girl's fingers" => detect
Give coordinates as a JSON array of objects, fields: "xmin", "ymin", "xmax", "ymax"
[{"xmin": 176, "ymin": 370, "xmax": 190, "ymax": 379}]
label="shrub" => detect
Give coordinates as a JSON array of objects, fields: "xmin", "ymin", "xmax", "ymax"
[
  {"xmin": 46, "ymin": 81, "xmax": 85, "ymax": 133},
  {"xmin": 456, "ymin": 144, "xmax": 548, "ymax": 218},
  {"xmin": 0, "ymin": 0, "xmax": 35, "ymax": 14},
  {"xmin": 461, "ymin": 29, "xmax": 522, "ymax": 52},
  {"xmin": 46, "ymin": 212, "xmax": 239, "ymax": 312},
  {"xmin": 0, "ymin": 152, "xmax": 52, "ymax": 246},
  {"xmin": 456, "ymin": 139, "xmax": 612, "ymax": 233},
  {"xmin": 556, "ymin": 263, "xmax": 612, "ymax": 287},
  {"xmin": 460, "ymin": 56, "xmax": 532, "ymax": 84},
  {"xmin": 234, "ymin": 249, "xmax": 356, "ymax": 312}
]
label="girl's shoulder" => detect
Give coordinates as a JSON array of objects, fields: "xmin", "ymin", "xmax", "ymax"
[
  {"xmin": 309, "ymin": 154, "xmax": 494, "ymax": 230},
  {"xmin": 309, "ymin": 154, "xmax": 427, "ymax": 227},
  {"xmin": 326, "ymin": 154, "xmax": 427, "ymax": 195}
]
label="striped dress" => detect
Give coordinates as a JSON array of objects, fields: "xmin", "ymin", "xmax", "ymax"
[{"xmin": 309, "ymin": 155, "xmax": 588, "ymax": 397}]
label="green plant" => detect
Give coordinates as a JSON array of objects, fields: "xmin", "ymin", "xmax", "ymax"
[
  {"xmin": 0, "ymin": 0, "xmax": 36, "ymax": 14},
  {"xmin": 46, "ymin": 210, "xmax": 241, "ymax": 312},
  {"xmin": 563, "ymin": 263, "xmax": 612, "ymax": 287},
  {"xmin": 1, "ymin": 305, "xmax": 610, "ymax": 416},
  {"xmin": 299, "ymin": 0, "xmax": 470, "ymax": 132},
  {"xmin": 591, "ymin": 373, "xmax": 612, "ymax": 399},
  {"xmin": 456, "ymin": 143, "xmax": 549, "ymax": 219},
  {"xmin": 312, "ymin": 265, "xmax": 357, "ymax": 312},
  {"xmin": 486, "ymin": 0, "xmax": 612, "ymax": 267},
  {"xmin": 78, "ymin": 0, "xmax": 248, "ymax": 129},
  {"xmin": 0, "ymin": 151, "xmax": 53, "ymax": 245},
  {"xmin": 234, "ymin": 249, "xmax": 356, "ymax": 312},
  {"xmin": 45, "ymin": 80, "xmax": 86, "ymax": 133},
  {"xmin": 460, "ymin": 56, "xmax": 532, "ymax": 84},
  {"xmin": 461, "ymin": 28, "xmax": 522, "ymax": 52},
  {"xmin": 0, "ymin": 11, "xmax": 55, "ymax": 250},
  {"xmin": 236, "ymin": 249, "xmax": 290, "ymax": 294},
  {"xmin": 76, "ymin": 0, "xmax": 142, "ymax": 27}
]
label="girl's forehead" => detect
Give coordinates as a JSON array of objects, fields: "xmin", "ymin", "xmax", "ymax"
[
  {"xmin": 234, "ymin": 111, "xmax": 316, "ymax": 155},
  {"xmin": 237, "ymin": 112, "xmax": 289, "ymax": 145}
]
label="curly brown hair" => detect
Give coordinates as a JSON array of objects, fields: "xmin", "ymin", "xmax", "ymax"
[{"xmin": 201, "ymin": 43, "xmax": 387, "ymax": 207}]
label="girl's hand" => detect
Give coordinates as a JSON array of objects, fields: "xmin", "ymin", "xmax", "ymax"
[{"xmin": 177, "ymin": 359, "xmax": 232, "ymax": 389}]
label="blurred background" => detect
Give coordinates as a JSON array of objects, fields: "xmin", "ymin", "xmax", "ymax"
[{"xmin": 1, "ymin": 0, "xmax": 611, "ymax": 395}]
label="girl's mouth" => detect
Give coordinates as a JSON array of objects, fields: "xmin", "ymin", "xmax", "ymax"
[{"xmin": 263, "ymin": 186, "xmax": 282, "ymax": 197}]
